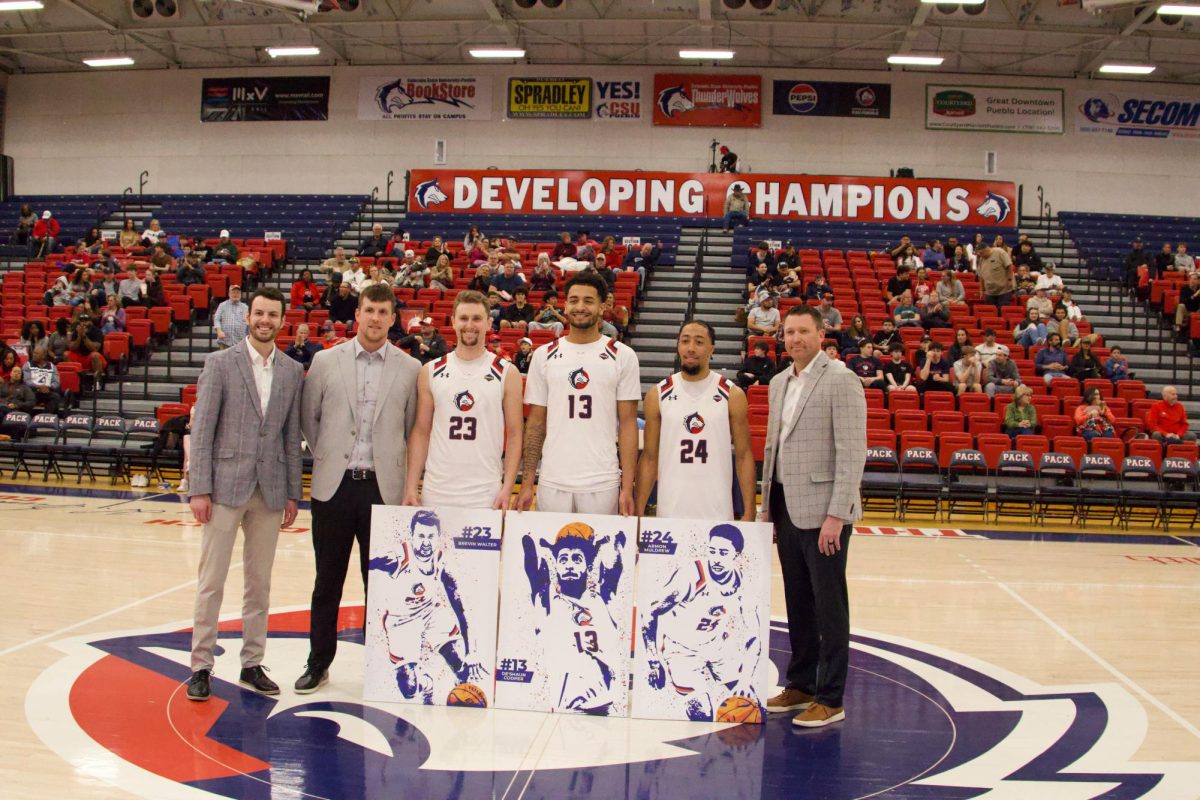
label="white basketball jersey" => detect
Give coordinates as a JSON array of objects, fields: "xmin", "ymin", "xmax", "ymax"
[
  {"xmin": 524, "ymin": 335, "xmax": 642, "ymax": 492},
  {"xmin": 655, "ymin": 372, "xmax": 735, "ymax": 521},
  {"xmin": 423, "ymin": 351, "xmax": 511, "ymax": 505}
]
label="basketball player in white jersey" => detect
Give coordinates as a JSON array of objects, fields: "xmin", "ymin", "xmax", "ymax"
[
  {"xmin": 404, "ymin": 290, "xmax": 524, "ymax": 510},
  {"xmin": 636, "ymin": 318, "xmax": 757, "ymax": 522},
  {"xmin": 516, "ymin": 272, "xmax": 641, "ymax": 515}
]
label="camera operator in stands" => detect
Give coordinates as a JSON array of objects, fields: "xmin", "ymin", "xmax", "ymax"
[{"xmin": 718, "ymin": 145, "xmax": 739, "ymax": 174}]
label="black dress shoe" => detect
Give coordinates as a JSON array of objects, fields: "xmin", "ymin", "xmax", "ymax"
[
  {"xmin": 294, "ymin": 665, "xmax": 329, "ymax": 694},
  {"xmin": 187, "ymin": 669, "xmax": 211, "ymax": 701},
  {"xmin": 239, "ymin": 665, "xmax": 280, "ymax": 695}
]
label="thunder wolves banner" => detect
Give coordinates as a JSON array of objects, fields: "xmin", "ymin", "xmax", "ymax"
[
  {"xmin": 653, "ymin": 73, "xmax": 761, "ymax": 128},
  {"xmin": 408, "ymin": 169, "xmax": 1018, "ymax": 227},
  {"xmin": 200, "ymin": 76, "xmax": 329, "ymax": 122},
  {"xmin": 358, "ymin": 76, "xmax": 492, "ymax": 121}
]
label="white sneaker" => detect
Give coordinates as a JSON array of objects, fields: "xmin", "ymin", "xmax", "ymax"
[
  {"xmin": 178, "ymin": 479, "xmax": 190, "ymax": 494},
  {"xmin": 130, "ymin": 474, "xmax": 149, "ymax": 488}
]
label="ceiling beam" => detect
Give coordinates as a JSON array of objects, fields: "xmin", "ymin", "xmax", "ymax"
[
  {"xmin": 476, "ymin": 0, "xmax": 518, "ymax": 46},
  {"xmin": 1078, "ymin": 2, "xmax": 1161, "ymax": 73}
]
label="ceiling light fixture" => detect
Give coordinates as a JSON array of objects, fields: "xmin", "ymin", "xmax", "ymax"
[
  {"xmin": 83, "ymin": 56, "xmax": 136, "ymax": 67},
  {"xmin": 266, "ymin": 46, "xmax": 321, "ymax": 58},
  {"xmin": 1098, "ymin": 63, "xmax": 1156, "ymax": 75},
  {"xmin": 1157, "ymin": 3, "xmax": 1200, "ymax": 14},
  {"xmin": 0, "ymin": 1, "xmax": 45, "ymax": 10},
  {"xmin": 468, "ymin": 48, "xmax": 527, "ymax": 58},
  {"xmin": 920, "ymin": 0, "xmax": 985, "ymax": 4},
  {"xmin": 887, "ymin": 54, "xmax": 945, "ymax": 66},
  {"xmin": 679, "ymin": 49, "xmax": 735, "ymax": 60}
]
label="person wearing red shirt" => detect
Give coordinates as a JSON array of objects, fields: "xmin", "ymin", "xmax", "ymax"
[
  {"xmin": 1146, "ymin": 386, "xmax": 1197, "ymax": 449},
  {"xmin": 290, "ymin": 269, "xmax": 320, "ymax": 312},
  {"xmin": 31, "ymin": 210, "xmax": 60, "ymax": 257}
]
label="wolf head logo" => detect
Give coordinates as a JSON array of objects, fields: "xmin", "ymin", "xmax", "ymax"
[
  {"xmin": 975, "ymin": 192, "xmax": 1011, "ymax": 224},
  {"xmin": 685, "ymin": 413, "xmax": 706, "ymax": 434},
  {"xmin": 415, "ymin": 179, "xmax": 448, "ymax": 209},
  {"xmin": 657, "ymin": 85, "xmax": 695, "ymax": 117},
  {"xmin": 454, "ymin": 390, "xmax": 475, "ymax": 412}
]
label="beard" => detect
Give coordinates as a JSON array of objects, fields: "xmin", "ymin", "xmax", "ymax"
[
  {"xmin": 681, "ymin": 361, "xmax": 702, "ymax": 376},
  {"xmin": 557, "ymin": 573, "xmax": 587, "ymax": 599}
]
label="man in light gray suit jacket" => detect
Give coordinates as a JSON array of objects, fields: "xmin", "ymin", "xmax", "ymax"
[
  {"xmin": 760, "ymin": 305, "xmax": 866, "ymax": 728},
  {"xmin": 186, "ymin": 287, "xmax": 303, "ymax": 702},
  {"xmin": 295, "ymin": 283, "xmax": 420, "ymax": 693}
]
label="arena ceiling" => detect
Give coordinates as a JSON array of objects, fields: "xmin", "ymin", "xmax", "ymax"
[{"xmin": 1, "ymin": 0, "xmax": 1198, "ymax": 84}]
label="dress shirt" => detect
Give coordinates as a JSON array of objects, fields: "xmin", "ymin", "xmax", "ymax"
[
  {"xmin": 214, "ymin": 300, "xmax": 249, "ymax": 342},
  {"xmin": 246, "ymin": 339, "xmax": 275, "ymax": 417},
  {"xmin": 347, "ymin": 338, "xmax": 386, "ymax": 470},
  {"xmin": 775, "ymin": 355, "xmax": 817, "ymax": 476}
]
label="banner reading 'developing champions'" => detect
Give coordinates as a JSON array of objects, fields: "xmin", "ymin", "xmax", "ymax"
[{"xmin": 201, "ymin": 76, "xmax": 330, "ymax": 122}]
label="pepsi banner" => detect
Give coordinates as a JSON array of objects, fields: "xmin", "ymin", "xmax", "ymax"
[
  {"xmin": 652, "ymin": 73, "xmax": 761, "ymax": 128},
  {"xmin": 201, "ymin": 76, "xmax": 329, "ymax": 122},
  {"xmin": 1075, "ymin": 89, "xmax": 1200, "ymax": 140},
  {"xmin": 772, "ymin": 80, "xmax": 891, "ymax": 119},
  {"xmin": 408, "ymin": 168, "xmax": 1017, "ymax": 227},
  {"xmin": 358, "ymin": 76, "xmax": 492, "ymax": 121}
]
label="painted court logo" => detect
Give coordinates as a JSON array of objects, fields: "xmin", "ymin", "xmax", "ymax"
[{"xmin": 27, "ymin": 611, "xmax": 1200, "ymax": 799}]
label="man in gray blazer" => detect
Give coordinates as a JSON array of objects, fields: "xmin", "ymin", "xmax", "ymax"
[
  {"xmin": 186, "ymin": 287, "xmax": 303, "ymax": 702},
  {"xmin": 295, "ymin": 283, "xmax": 420, "ymax": 693},
  {"xmin": 760, "ymin": 305, "xmax": 866, "ymax": 728}
]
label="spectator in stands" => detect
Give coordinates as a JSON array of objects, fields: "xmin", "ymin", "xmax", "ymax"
[
  {"xmin": 528, "ymin": 291, "xmax": 567, "ymax": 337},
  {"xmin": 718, "ymin": 145, "xmax": 739, "ymax": 173},
  {"xmin": 428, "ymin": 254, "xmax": 454, "ymax": 292},
  {"xmin": 977, "ymin": 242, "xmax": 1015, "ymax": 312},
  {"xmin": 817, "ymin": 292, "xmax": 843, "ymax": 334},
  {"xmin": 1004, "ymin": 385, "xmax": 1037, "ymax": 439},
  {"xmin": 1153, "ymin": 242, "xmax": 1175, "ymax": 279},
  {"xmin": 600, "ymin": 297, "xmax": 627, "ymax": 340},
  {"xmin": 892, "ymin": 290, "xmax": 921, "ymax": 328},
  {"xmin": 775, "ymin": 264, "xmax": 802, "ymax": 298},
  {"xmin": 919, "ymin": 289, "xmax": 952, "ymax": 329},
  {"xmin": 22, "ymin": 346, "xmax": 62, "ymax": 413},
  {"xmin": 1026, "ymin": 287, "xmax": 1054, "ymax": 318},
  {"xmin": 360, "ymin": 223, "xmax": 389, "ymax": 258},
  {"xmin": 873, "ymin": 319, "xmax": 900, "ymax": 352},
  {"xmin": 116, "ymin": 218, "xmax": 139, "ymax": 250},
  {"xmin": 398, "ymin": 316, "xmax": 447, "ymax": 364},
  {"xmin": 747, "ymin": 296, "xmax": 781, "ymax": 337},
  {"xmin": 952, "ymin": 346, "xmax": 984, "ymax": 394},
  {"xmin": 1068, "ymin": 337, "xmax": 1104, "ymax": 381},
  {"xmin": 530, "ymin": 254, "xmax": 557, "ymax": 293},
  {"xmin": 921, "ymin": 240, "xmax": 946, "ymax": 269},
  {"xmin": 737, "ymin": 341, "xmax": 774, "ymax": 389},
  {"xmin": 140, "ymin": 219, "xmax": 163, "ymax": 247},
  {"xmin": 841, "ymin": 315, "xmax": 871, "ymax": 354},
  {"xmin": 423, "ymin": 234, "xmax": 450, "ymax": 265},
  {"xmin": 936, "ymin": 270, "xmax": 965, "ymax": 305},
  {"xmin": 885, "ymin": 264, "xmax": 911, "ymax": 303},
  {"xmin": 1013, "ymin": 308, "xmax": 1047, "ymax": 348},
  {"xmin": 974, "ymin": 329, "xmax": 1005, "ymax": 367},
  {"xmin": 326, "ymin": 281, "xmax": 357, "ymax": 326},
  {"xmin": 1124, "ymin": 238, "xmax": 1150, "ymax": 292},
  {"xmin": 1050, "ymin": 305, "xmax": 1080, "ymax": 348},
  {"xmin": 467, "ymin": 263, "xmax": 493, "ymax": 294},
  {"xmin": 99, "ymin": 293, "xmax": 126, "ymax": 335},
  {"xmin": 490, "ymin": 260, "xmax": 525, "ymax": 302},
  {"xmin": 19, "ymin": 320, "xmax": 49, "ymax": 355},
  {"xmin": 173, "ymin": 251, "xmax": 204, "ymax": 288},
  {"xmin": 911, "ymin": 266, "xmax": 933, "ymax": 302},
  {"xmin": 0, "ymin": 365, "xmax": 35, "ymax": 413},
  {"xmin": 384, "ymin": 230, "xmax": 408, "ymax": 257},
  {"xmin": 722, "ymin": 185, "xmax": 750, "ymax": 233},
  {"xmin": 341, "ymin": 259, "xmax": 367, "ymax": 295},
  {"xmin": 623, "ymin": 241, "xmax": 659, "ymax": 291},
  {"xmin": 79, "ymin": 226, "xmax": 104, "ymax": 255},
  {"xmin": 45, "ymin": 270, "xmax": 76, "ymax": 307},
  {"xmin": 895, "ymin": 244, "xmax": 921, "ymax": 271},
  {"xmin": 395, "ymin": 254, "xmax": 428, "ymax": 289},
  {"xmin": 363, "ymin": 264, "xmax": 392, "ymax": 290},
  {"xmin": 66, "ymin": 314, "xmax": 105, "ymax": 385},
  {"xmin": 284, "ymin": 323, "xmax": 322, "ymax": 369},
  {"xmin": 30, "ymin": 210, "xmax": 60, "ymax": 258},
  {"xmin": 848, "ymin": 342, "xmax": 886, "ymax": 391},
  {"xmin": 1105, "ymin": 346, "xmax": 1132, "ymax": 382},
  {"xmin": 1034, "ymin": 263, "xmax": 1063, "ymax": 294},
  {"xmin": 1013, "ymin": 264, "xmax": 1037, "ymax": 295},
  {"xmin": 318, "ymin": 320, "xmax": 343, "ymax": 348},
  {"xmin": 1074, "ymin": 388, "xmax": 1117, "ymax": 443},
  {"xmin": 1036, "ymin": 333, "xmax": 1070, "ymax": 386},
  {"xmin": 320, "ymin": 246, "xmax": 352, "ymax": 276},
  {"xmin": 946, "ymin": 328, "xmax": 972, "ymax": 365},
  {"xmin": 573, "ymin": 231, "xmax": 596, "ymax": 264},
  {"xmin": 1176, "ymin": 242, "xmax": 1195, "ymax": 274},
  {"xmin": 748, "ymin": 241, "xmax": 776, "ymax": 280},
  {"xmin": 551, "ymin": 231, "xmax": 577, "ymax": 261},
  {"xmin": 466, "ymin": 237, "xmax": 489, "ymax": 266},
  {"xmin": 212, "ymin": 285, "xmax": 251, "ymax": 350},
  {"xmin": 499, "ymin": 288, "xmax": 535, "ymax": 332},
  {"xmin": 1146, "ymin": 385, "xmax": 1196, "ymax": 448},
  {"xmin": 511, "ymin": 337, "xmax": 534, "ymax": 374},
  {"xmin": 777, "ymin": 242, "xmax": 799, "ymax": 270},
  {"xmin": 1057, "ymin": 289, "xmax": 1082, "ymax": 321},
  {"xmin": 986, "ymin": 348, "xmax": 1021, "ymax": 398},
  {"xmin": 1013, "ymin": 241, "xmax": 1042, "ymax": 273},
  {"xmin": 883, "ymin": 345, "xmax": 917, "ymax": 393},
  {"xmin": 45, "ymin": 318, "xmax": 69, "ymax": 363},
  {"xmin": 463, "ymin": 224, "xmax": 484, "ymax": 251},
  {"xmin": 804, "ymin": 274, "xmax": 829, "ymax": 300},
  {"xmin": 15, "ymin": 203, "xmax": 36, "ymax": 245},
  {"xmin": 0, "ymin": 348, "xmax": 16, "ymax": 375},
  {"xmin": 919, "ymin": 341, "xmax": 954, "ymax": 394},
  {"xmin": 211, "ymin": 230, "xmax": 238, "ymax": 264},
  {"xmin": 948, "ymin": 244, "xmax": 972, "ymax": 273},
  {"xmin": 143, "ymin": 268, "xmax": 166, "ymax": 308},
  {"xmin": 1174, "ymin": 273, "xmax": 1200, "ymax": 343},
  {"xmin": 889, "ymin": 235, "xmax": 913, "ymax": 263},
  {"xmin": 290, "ymin": 269, "xmax": 320, "ymax": 311}
]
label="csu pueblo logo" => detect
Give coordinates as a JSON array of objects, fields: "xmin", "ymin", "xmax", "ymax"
[{"xmin": 27, "ymin": 610, "xmax": 1200, "ymax": 799}]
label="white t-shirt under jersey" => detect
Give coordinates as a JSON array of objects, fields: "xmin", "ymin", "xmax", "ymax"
[
  {"xmin": 524, "ymin": 335, "xmax": 641, "ymax": 492},
  {"xmin": 423, "ymin": 351, "xmax": 512, "ymax": 506},
  {"xmin": 655, "ymin": 371, "xmax": 735, "ymax": 521}
]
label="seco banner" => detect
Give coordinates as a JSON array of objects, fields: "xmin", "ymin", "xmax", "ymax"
[
  {"xmin": 1075, "ymin": 89, "xmax": 1200, "ymax": 140},
  {"xmin": 652, "ymin": 73, "xmax": 761, "ymax": 128},
  {"xmin": 201, "ymin": 76, "xmax": 330, "ymax": 122},
  {"xmin": 926, "ymin": 84, "xmax": 1064, "ymax": 134},
  {"xmin": 507, "ymin": 77, "xmax": 592, "ymax": 119},
  {"xmin": 358, "ymin": 76, "xmax": 492, "ymax": 121},
  {"xmin": 772, "ymin": 80, "xmax": 891, "ymax": 119},
  {"xmin": 408, "ymin": 169, "xmax": 1017, "ymax": 227}
]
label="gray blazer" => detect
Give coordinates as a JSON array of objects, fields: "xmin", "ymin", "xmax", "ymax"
[
  {"xmin": 760, "ymin": 351, "xmax": 867, "ymax": 530},
  {"xmin": 188, "ymin": 338, "xmax": 304, "ymax": 510},
  {"xmin": 301, "ymin": 339, "xmax": 419, "ymax": 506}
]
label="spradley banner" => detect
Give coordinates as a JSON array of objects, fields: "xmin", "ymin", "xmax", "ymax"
[
  {"xmin": 408, "ymin": 169, "xmax": 1017, "ymax": 226},
  {"xmin": 652, "ymin": 73, "xmax": 762, "ymax": 128},
  {"xmin": 201, "ymin": 76, "xmax": 330, "ymax": 122},
  {"xmin": 507, "ymin": 77, "xmax": 591, "ymax": 119},
  {"xmin": 772, "ymin": 80, "xmax": 891, "ymax": 119},
  {"xmin": 358, "ymin": 76, "xmax": 492, "ymax": 121},
  {"xmin": 1075, "ymin": 89, "xmax": 1200, "ymax": 140},
  {"xmin": 926, "ymin": 84, "xmax": 1064, "ymax": 135}
]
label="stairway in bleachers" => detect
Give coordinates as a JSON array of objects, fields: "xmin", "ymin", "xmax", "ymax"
[{"xmin": 333, "ymin": 199, "xmax": 407, "ymax": 255}]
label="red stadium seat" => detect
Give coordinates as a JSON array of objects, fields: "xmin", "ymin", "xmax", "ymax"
[
  {"xmin": 1015, "ymin": 434, "xmax": 1049, "ymax": 464},
  {"xmin": 1052, "ymin": 436, "xmax": 1087, "ymax": 469},
  {"xmin": 893, "ymin": 410, "xmax": 928, "ymax": 436}
]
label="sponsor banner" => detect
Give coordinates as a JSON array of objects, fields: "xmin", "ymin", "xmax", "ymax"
[
  {"xmin": 409, "ymin": 169, "xmax": 1017, "ymax": 227},
  {"xmin": 507, "ymin": 77, "xmax": 592, "ymax": 119},
  {"xmin": 358, "ymin": 76, "xmax": 492, "ymax": 121},
  {"xmin": 201, "ymin": 76, "xmax": 329, "ymax": 122},
  {"xmin": 772, "ymin": 80, "xmax": 891, "ymax": 119},
  {"xmin": 926, "ymin": 84, "xmax": 1064, "ymax": 134},
  {"xmin": 1075, "ymin": 89, "xmax": 1200, "ymax": 140},
  {"xmin": 653, "ymin": 73, "xmax": 761, "ymax": 128},
  {"xmin": 594, "ymin": 78, "xmax": 644, "ymax": 121}
]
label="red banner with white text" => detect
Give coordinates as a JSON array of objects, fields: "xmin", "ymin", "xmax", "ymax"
[
  {"xmin": 408, "ymin": 169, "xmax": 1017, "ymax": 227},
  {"xmin": 652, "ymin": 73, "xmax": 762, "ymax": 128}
]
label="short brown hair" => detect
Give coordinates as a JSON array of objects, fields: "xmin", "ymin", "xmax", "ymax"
[
  {"xmin": 358, "ymin": 283, "xmax": 395, "ymax": 308},
  {"xmin": 784, "ymin": 305, "xmax": 822, "ymax": 329},
  {"xmin": 453, "ymin": 289, "xmax": 488, "ymax": 312},
  {"xmin": 249, "ymin": 287, "xmax": 286, "ymax": 315}
]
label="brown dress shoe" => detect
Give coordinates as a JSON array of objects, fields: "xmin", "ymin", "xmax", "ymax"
[
  {"xmin": 766, "ymin": 688, "xmax": 815, "ymax": 713},
  {"xmin": 792, "ymin": 703, "xmax": 846, "ymax": 728}
]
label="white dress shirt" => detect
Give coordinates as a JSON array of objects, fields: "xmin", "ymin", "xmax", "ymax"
[
  {"xmin": 775, "ymin": 355, "xmax": 817, "ymax": 477},
  {"xmin": 347, "ymin": 338, "xmax": 386, "ymax": 470},
  {"xmin": 246, "ymin": 339, "xmax": 275, "ymax": 416}
]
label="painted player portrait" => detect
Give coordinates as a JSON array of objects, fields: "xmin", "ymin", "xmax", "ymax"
[
  {"xmin": 632, "ymin": 519, "xmax": 773, "ymax": 723},
  {"xmin": 495, "ymin": 511, "xmax": 635, "ymax": 716},
  {"xmin": 363, "ymin": 506, "xmax": 502, "ymax": 707}
]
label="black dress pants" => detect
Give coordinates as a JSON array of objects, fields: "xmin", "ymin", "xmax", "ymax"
[
  {"xmin": 307, "ymin": 472, "xmax": 382, "ymax": 672},
  {"xmin": 771, "ymin": 482, "xmax": 852, "ymax": 708}
]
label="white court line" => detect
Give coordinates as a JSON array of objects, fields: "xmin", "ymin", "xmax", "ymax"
[
  {"xmin": 1169, "ymin": 535, "xmax": 1198, "ymax": 547},
  {"xmin": 994, "ymin": 580, "xmax": 1200, "ymax": 743},
  {"xmin": 772, "ymin": 569, "xmax": 1200, "ymax": 591}
]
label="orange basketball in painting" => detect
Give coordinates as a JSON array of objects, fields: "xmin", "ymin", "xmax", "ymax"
[
  {"xmin": 715, "ymin": 695, "xmax": 762, "ymax": 724},
  {"xmin": 447, "ymin": 682, "xmax": 488, "ymax": 707},
  {"xmin": 554, "ymin": 521, "xmax": 595, "ymax": 544}
]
